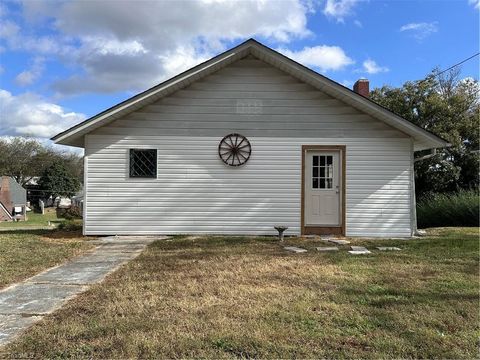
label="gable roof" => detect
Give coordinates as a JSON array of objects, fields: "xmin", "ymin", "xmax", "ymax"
[{"xmin": 52, "ymin": 39, "xmax": 448, "ymax": 151}]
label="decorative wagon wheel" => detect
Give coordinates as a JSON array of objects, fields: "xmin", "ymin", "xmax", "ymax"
[{"xmin": 218, "ymin": 133, "xmax": 252, "ymax": 167}]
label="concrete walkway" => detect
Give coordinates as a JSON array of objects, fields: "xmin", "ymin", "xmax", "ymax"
[{"xmin": 0, "ymin": 236, "xmax": 165, "ymax": 346}]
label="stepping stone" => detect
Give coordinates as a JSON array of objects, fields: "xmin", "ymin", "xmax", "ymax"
[
  {"xmin": 351, "ymin": 246, "xmax": 368, "ymax": 251},
  {"xmin": 284, "ymin": 246, "xmax": 307, "ymax": 253},
  {"xmin": 316, "ymin": 247, "xmax": 339, "ymax": 251},
  {"xmin": 348, "ymin": 250, "xmax": 371, "ymax": 255},
  {"xmin": 376, "ymin": 247, "xmax": 401, "ymax": 251},
  {"xmin": 327, "ymin": 239, "xmax": 350, "ymax": 245},
  {"xmin": 349, "ymin": 245, "xmax": 371, "ymax": 254}
]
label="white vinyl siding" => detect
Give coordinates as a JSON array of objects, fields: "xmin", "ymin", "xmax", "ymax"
[
  {"xmin": 85, "ymin": 135, "xmax": 412, "ymax": 237},
  {"xmin": 84, "ymin": 58, "xmax": 413, "ymax": 237}
]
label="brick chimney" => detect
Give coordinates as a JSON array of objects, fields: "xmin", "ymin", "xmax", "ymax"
[{"xmin": 353, "ymin": 78, "xmax": 369, "ymax": 98}]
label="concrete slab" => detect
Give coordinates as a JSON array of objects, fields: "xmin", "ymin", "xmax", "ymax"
[
  {"xmin": 327, "ymin": 239, "xmax": 350, "ymax": 245},
  {"xmin": 0, "ymin": 283, "xmax": 86, "ymax": 315},
  {"xmin": 0, "ymin": 235, "xmax": 160, "ymax": 347},
  {"xmin": 350, "ymin": 246, "xmax": 368, "ymax": 251},
  {"xmin": 27, "ymin": 262, "xmax": 120, "ymax": 285},
  {"xmin": 95, "ymin": 244, "xmax": 147, "ymax": 253},
  {"xmin": 376, "ymin": 247, "xmax": 402, "ymax": 251},
  {"xmin": 349, "ymin": 246, "xmax": 371, "ymax": 254},
  {"xmin": 348, "ymin": 250, "xmax": 371, "ymax": 255},
  {"xmin": 316, "ymin": 247, "xmax": 339, "ymax": 251},
  {"xmin": 284, "ymin": 246, "xmax": 307, "ymax": 253},
  {"xmin": 74, "ymin": 253, "xmax": 134, "ymax": 263},
  {"xmin": 90, "ymin": 236, "xmax": 165, "ymax": 245},
  {"xmin": 0, "ymin": 315, "xmax": 42, "ymax": 346},
  {"xmin": 319, "ymin": 235, "xmax": 337, "ymax": 241}
]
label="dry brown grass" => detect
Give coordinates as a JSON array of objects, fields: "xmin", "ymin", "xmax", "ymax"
[
  {"xmin": 0, "ymin": 229, "xmax": 94, "ymax": 289},
  {"xmin": 2, "ymin": 228, "xmax": 479, "ymax": 358}
]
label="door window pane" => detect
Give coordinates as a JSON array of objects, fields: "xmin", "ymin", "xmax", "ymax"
[
  {"xmin": 312, "ymin": 154, "xmax": 334, "ymax": 189},
  {"xmin": 326, "ymin": 179, "xmax": 333, "ymax": 188},
  {"xmin": 327, "ymin": 165, "xmax": 332, "ymax": 177}
]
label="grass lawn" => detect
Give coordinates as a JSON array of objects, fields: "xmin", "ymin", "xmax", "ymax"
[
  {"xmin": 2, "ymin": 228, "xmax": 479, "ymax": 358},
  {"xmin": 0, "ymin": 208, "xmax": 63, "ymax": 229},
  {"xmin": 0, "ymin": 228, "xmax": 94, "ymax": 289}
]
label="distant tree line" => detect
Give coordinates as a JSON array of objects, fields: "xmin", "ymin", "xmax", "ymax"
[
  {"xmin": 370, "ymin": 68, "xmax": 479, "ymax": 198},
  {"xmin": 0, "ymin": 137, "xmax": 82, "ymax": 200}
]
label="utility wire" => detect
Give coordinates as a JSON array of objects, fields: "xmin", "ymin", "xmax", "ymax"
[
  {"xmin": 417, "ymin": 52, "xmax": 480, "ymax": 84},
  {"xmin": 434, "ymin": 52, "xmax": 480, "ymax": 78}
]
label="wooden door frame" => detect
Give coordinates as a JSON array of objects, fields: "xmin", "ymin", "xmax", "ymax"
[{"xmin": 301, "ymin": 145, "xmax": 346, "ymax": 236}]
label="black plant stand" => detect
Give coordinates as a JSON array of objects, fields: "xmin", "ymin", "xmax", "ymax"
[{"xmin": 274, "ymin": 226, "xmax": 288, "ymax": 241}]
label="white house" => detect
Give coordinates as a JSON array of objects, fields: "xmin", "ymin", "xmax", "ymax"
[{"xmin": 52, "ymin": 39, "xmax": 447, "ymax": 237}]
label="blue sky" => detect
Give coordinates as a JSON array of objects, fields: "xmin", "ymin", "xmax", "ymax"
[{"xmin": 0, "ymin": 0, "xmax": 478, "ymax": 145}]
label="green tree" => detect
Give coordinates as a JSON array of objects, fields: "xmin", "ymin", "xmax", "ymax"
[
  {"xmin": 0, "ymin": 137, "xmax": 43, "ymax": 185},
  {"xmin": 370, "ymin": 68, "xmax": 480, "ymax": 197},
  {"xmin": 0, "ymin": 137, "xmax": 83, "ymax": 186},
  {"xmin": 37, "ymin": 162, "xmax": 81, "ymax": 200}
]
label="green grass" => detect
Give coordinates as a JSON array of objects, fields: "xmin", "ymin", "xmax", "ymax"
[
  {"xmin": 417, "ymin": 190, "xmax": 479, "ymax": 228},
  {"xmin": 0, "ymin": 228, "xmax": 94, "ymax": 289},
  {"xmin": 2, "ymin": 227, "xmax": 478, "ymax": 358},
  {"xmin": 0, "ymin": 208, "xmax": 64, "ymax": 229}
]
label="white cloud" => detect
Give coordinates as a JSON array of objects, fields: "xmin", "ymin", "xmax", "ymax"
[
  {"xmin": 0, "ymin": 89, "xmax": 86, "ymax": 138},
  {"xmin": 400, "ymin": 22, "xmax": 438, "ymax": 41},
  {"xmin": 0, "ymin": 19, "xmax": 19, "ymax": 38},
  {"xmin": 15, "ymin": 57, "xmax": 45, "ymax": 86},
  {"xmin": 360, "ymin": 59, "xmax": 389, "ymax": 74},
  {"xmin": 323, "ymin": 0, "xmax": 360, "ymax": 22},
  {"xmin": 160, "ymin": 45, "xmax": 212, "ymax": 80},
  {"xmin": 278, "ymin": 45, "xmax": 354, "ymax": 72},
  {"xmin": 353, "ymin": 19, "xmax": 363, "ymax": 28},
  {"xmin": 469, "ymin": 0, "xmax": 480, "ymax": 9},
  {"xmin": 11, "ymin": 0, "xmax": 315, "ymax": 95}
]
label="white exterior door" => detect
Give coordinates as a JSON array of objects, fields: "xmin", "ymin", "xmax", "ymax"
[{"xmin": 305, "ymin": 151, "xmax": 341, "ymax": 226}]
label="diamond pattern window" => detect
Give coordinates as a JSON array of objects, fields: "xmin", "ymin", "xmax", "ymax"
[{"xmin": 129, "ymin": 149, "xmax": 157, "ymax": 178}]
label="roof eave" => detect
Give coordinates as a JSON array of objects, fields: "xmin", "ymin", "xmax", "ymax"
[{"xmin": 52, "ymin": 38, "xmax": 449, "ymax": 151}]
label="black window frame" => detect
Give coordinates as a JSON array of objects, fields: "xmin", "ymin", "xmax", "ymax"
[{"xmin": 129, "ymin": 149, "xmax": 157, "ymax": 178}]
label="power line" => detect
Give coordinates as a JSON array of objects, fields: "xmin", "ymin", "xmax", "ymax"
[
  {"xmin": 419, "ymin": 52, "xmax": 480, "ymax": 83},
  {"xmin": 435, "ymin": 52, "xmax": 480, "ymax": 77}
]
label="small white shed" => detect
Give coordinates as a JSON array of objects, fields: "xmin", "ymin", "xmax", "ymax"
[{"xmin": 52, "ymin": 39, "xmax": 447, "ymax": 237}]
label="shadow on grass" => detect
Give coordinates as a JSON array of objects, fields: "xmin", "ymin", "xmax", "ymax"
[
  {"xmin": 150, "ymin": 235, "xmax": 280, "ymax": 251},
  {"xmin": 340, "ymin": 285, "xmax": 479, "ymax": 307},
  {"xmin": 0, "ymin": 228, "xmax": 87, "ymax": 239}
]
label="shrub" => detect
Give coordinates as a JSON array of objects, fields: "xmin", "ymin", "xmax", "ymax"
[
  {"xmin": 417, "ymin": 190, "xmax": 479, "ymax": 228},
  {"xmin": 63, "ymin": 206, "xmax": 83, "ymax": 220},
  {"xmin": 57, "ymin": 220, "xmax": 83, "ymax": 232}
]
